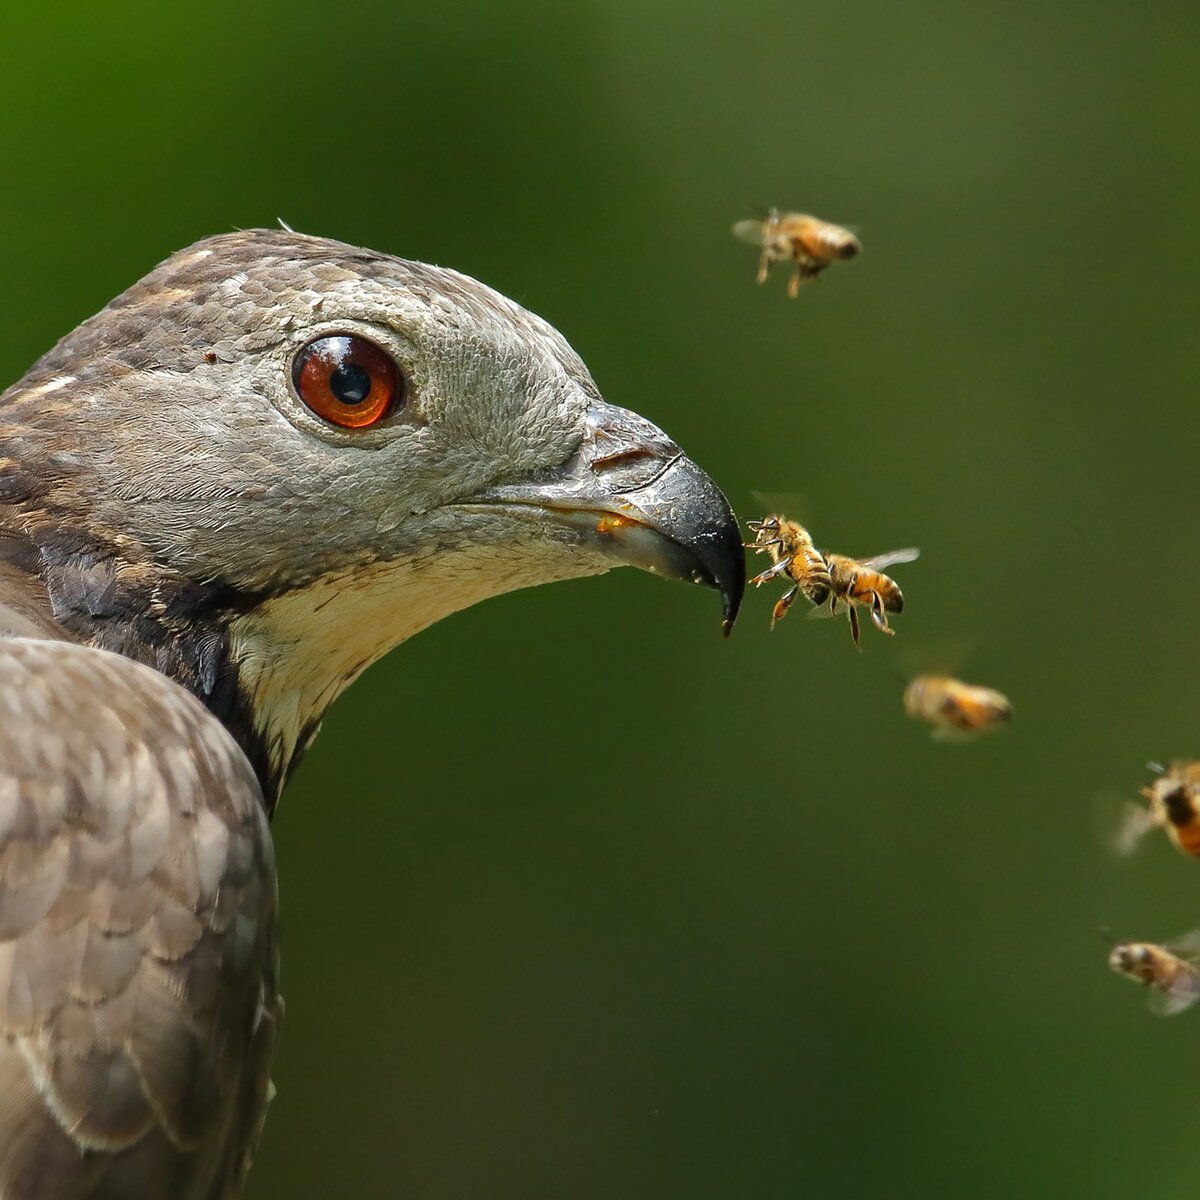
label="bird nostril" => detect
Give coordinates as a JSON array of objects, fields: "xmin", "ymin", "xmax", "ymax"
[
  {"xmin": 589, "ymin": 448, "xmax": 678, "ymax": 495},
  {"xmin": 590, "ymin": 447, "xmax": 656, "ymax": 470}
]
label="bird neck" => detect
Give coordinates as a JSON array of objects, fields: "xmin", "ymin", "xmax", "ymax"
[
  {"xmin": 222, "ymin": 542, "xmax": 595, "ymax": 812},
  {"xmin": 2, "ymin": 523, "xmax": 594, "ymax": 815},
  {"xmin": 0, "ymin": 526, "xmax": 291, "ymax": 807}
]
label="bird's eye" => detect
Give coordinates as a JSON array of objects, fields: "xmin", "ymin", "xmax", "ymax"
[{"xmin": 292, "ymin": 335, "xmax": 404, "ymax": 428}]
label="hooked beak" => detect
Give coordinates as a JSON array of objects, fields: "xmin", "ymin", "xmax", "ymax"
[{"xmin": 466, "ymin": 401, "xmax": 745, "ymax": 634}]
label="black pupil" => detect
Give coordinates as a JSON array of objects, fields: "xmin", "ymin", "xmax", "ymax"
[{"xmin": 329, "ymin": 361, "xmax": 372, "ymax": 405}]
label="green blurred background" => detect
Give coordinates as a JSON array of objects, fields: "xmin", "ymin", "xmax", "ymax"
[{"xmin": 2, "ymin": 1, "xmax": 1197, "ymax": 1195}]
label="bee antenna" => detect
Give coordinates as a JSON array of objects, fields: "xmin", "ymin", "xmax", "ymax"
[
  {"xmin": 748, "ymin": 203, "xmax": 770, "ymax": 218},
  {"xmin": 1147, "ymin": 761, "xmax": 1166, "ymax": 775},
  {"xmin": 1097, "ymin": 925, "xmax": 1119, "ymax": 946}
]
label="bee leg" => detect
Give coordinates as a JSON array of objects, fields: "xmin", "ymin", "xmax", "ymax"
[
  {"xmin": 848, "ymin": 604, "xmax": 862, "ymax": 649},
  {"xmin": 869, "ymin": 591, "xmax": 893, "ymax": 634},
  {"xmin": 770, "ymin": 586, "xmax": 799, "ymax": 630},
  {"xmin": 750, "ymin": 558, "xmax": 792, "ymax": 586},
  {"xmin": 787, "ymin": 267, "xmax": 801, "ymax": 299},
  {"xmin": 756, "ymin": 251, "xmax": 770, "ymax": 285}
]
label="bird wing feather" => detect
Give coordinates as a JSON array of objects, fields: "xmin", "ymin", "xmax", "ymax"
[{"xmin": 0, "ymin": 637, "xmax": 280, "ymax": 1200}]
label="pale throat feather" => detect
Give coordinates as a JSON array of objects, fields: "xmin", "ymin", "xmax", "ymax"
[{"xmin": 227, "ymin": 541, "xmax": 606, "ymax": 785}]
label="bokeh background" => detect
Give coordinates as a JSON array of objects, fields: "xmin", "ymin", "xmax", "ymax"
[{"xmin": 2, "ymin": 2, "xmax": 1197, "ymax": 1195}]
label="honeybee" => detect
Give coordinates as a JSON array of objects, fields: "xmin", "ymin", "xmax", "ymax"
[
  {"xmin": 1108, "ymin": 933, "xmax": 1200, "ymax": 1017},
  {"xmin": 745, "ymin": 515, "xmax": 832, "ymax": 628},
  {"xmin": 1116, "ymin": 760, "xmax": 1200, "ymax": 858},
  {"xmin": 903, "ymin": 675, "xmax": 1012, "ymax": 739},
  {"xmin": 732, "ymin": 209, "xmax": 860, "ymax": 297},
  {"xmin": 820, "ymin": 547, "xmax": 919, "ymax": 648},
  {"xmin": 747, "ymin": 515, "xmax": 917, "ymax": 645}
]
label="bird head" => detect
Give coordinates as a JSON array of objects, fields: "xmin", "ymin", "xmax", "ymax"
[{"xmin": 0, "ymin": 231, "xmax": 744, "ymax": 801}]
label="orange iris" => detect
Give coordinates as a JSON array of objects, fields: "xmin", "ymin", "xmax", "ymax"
[{"xmin": 292, "ymin": 335, "xmax": 403, "ymax": 428}]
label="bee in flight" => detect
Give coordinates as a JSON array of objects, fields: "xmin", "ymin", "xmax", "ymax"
[
  {"xmin": 746, "ymin": 514, "xmax": 918, "ymax": 646},
  {"xmin": 821, "ymin": 546, "xmax": 919, "ymax": 647},
  {"xmin": 1116, "ymin": 760, "xmax": 1200, "ymax": 859},
  {"xmin": 732, "ymin": 209, "xmax": 861, "ymax": 297},
  {"xmin": 903, "ymin": 675, "xmax": 1012, "ymax": 739},
  {"xmin": 1108, "ymin": 933, "xmax": 1200, "ymax": 1017},
  {"xmin": 745, "ymin": 515, "xmax": 833, "ymax": 628}
]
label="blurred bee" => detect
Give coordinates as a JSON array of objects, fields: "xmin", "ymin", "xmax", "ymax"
[
  {"xmin": 1116, "ymin": 760, "xmax": 1200, "ymax": 858},
  {"xmin": 1108, "ymin": 933, "xmax": 1200, "ymax": 1017},
  {"xmin": 732, "ymin": 209, "xmax": 860, "ymax": 298},
  {"xmin": 903, "ymin": 675, "xmax": 1011, "ymax": 739},
  {"xmin": 820, "ymin": 547, "xmax": 919, "ymax": 648},
  {"xmin": 745, "ymin": 515, "xmax": 832, "ymax": 628}
]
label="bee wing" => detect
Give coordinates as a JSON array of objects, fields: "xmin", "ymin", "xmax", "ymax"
[
  {"xmin": 750, "ymin": 490, "xmax": 812, "ymax": 521},
  {"xmin": 859, "ymin": 548, "xmax": 921, "ymax": 572},
  {"xmin": 1148, "ymin": 970, "xmax": 1200, "ymax": 1017},
  {"xmin": 732, "ymin": 218, "xmax": 767, "ymax": 245},
  {"xmin": 805, "ymin": 602, "xmax": 838, "ymax": 621},
  {"xmin": 929, "ymin": 725, "xmax": 981, "ymax": 745},
  {"xmin": 1111, "ymin": 800, "xmax": 1158, "ymax": 857},
  {"xmin": 896, "ymin": 637, "xmax": 974, "ymax": 681},
  {"xmin": 1165, "ymin": 929, "xmax": 1200, "ymax": 962}
]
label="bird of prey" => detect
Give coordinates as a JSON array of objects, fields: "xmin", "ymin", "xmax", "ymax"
[{"xmin": 0, "ymin": 231, "xmax": 744, "ymax": 1198}]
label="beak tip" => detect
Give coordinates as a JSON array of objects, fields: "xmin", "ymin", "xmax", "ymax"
[
  {"xmin": 718, "ymin": 565, "xmax": 744, "ymax": 637},
  {"xmin": 715, "ymin": 518, "xmax": 747, "ymax": 638},
  {"xmin": 674, "ymin": 497, "xmax": 744, "ymax": 638}
]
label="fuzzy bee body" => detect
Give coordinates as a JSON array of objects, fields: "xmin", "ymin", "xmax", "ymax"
[
  {"xmin": 903, "ymin": 676, "xmax": 1012, "ymax": 738},
  {"xmin": 732, "ymin": 210, "xmax": 860, "ymax": 297},
  {"xmin": 820, "ymin": 547, "xmax": 918, "ymax": 647},
  {"xmin": 746, "ymin": 515, "xmax": 832, "ymax": 627},
  {"xmin": 1109, "ymin": 936, "xmax": 1200, "ymax": 1017},
  {"xmin": 1118, "ymin": 761, "xmax": 1200, "ymax": 859},
  {"xmin": 821, "ymin": 552, "xmax": 910, "ymax": 646}
]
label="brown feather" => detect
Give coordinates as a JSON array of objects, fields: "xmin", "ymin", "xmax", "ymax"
[{"xmin": 0, "ymin": 639, "xmax": 279, "ymax": 1198}]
